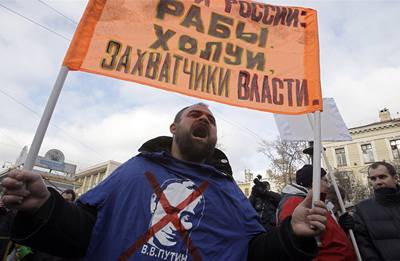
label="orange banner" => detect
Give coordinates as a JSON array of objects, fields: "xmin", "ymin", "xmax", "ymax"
[{"xmin": 63, "ymin": 0, "xmax": 322, "ymax": 114}]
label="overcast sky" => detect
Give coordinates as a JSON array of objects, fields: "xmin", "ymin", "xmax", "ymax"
[{"xmin": 1, "ymin": 0, "xmax": 399, "ymax": 182}]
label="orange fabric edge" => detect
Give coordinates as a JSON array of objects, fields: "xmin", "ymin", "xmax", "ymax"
[{"xmin": 63, "ymin": 0, "xmax": 107, "ymax": 71}]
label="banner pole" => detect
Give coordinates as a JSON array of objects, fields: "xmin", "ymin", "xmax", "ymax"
[
  {"xmin": 312, "ymin": 111, "xmax": 322, "ymax": 204},
  {"xmin": 306, "ymin": 114, "xmax": 362, "ymax": 260},
  {"xmin": 322, "ymin": 153, "xmax": 362, "ymax": 261},
  {"xmin": 23, "ymin": 66, "xmax": 69, "ymax": 171}
]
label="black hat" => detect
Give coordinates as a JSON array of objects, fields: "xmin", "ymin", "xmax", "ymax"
[{"xmin": 296, "ymin": 164, "xmax": 326, "ymax": 188}]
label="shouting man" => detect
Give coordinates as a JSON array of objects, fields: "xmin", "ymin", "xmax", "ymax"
[{"xmin": 2, "ymin": 103, "xmax": 327, "ymax": 261}]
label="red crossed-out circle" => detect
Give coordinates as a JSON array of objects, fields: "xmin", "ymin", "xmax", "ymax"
[{"xmin": 118, "ymin": 171, "xmax": 208, "ymax": 261}]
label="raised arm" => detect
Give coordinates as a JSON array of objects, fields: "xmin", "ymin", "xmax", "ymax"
[{"xmin": 2, "ymin": 169, "xmax": 96, "ymax": 257}]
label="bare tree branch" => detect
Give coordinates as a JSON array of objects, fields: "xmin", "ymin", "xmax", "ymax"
[{"xmin": 259, "ymin": 137, "xmax": 308, "ymax": 191}]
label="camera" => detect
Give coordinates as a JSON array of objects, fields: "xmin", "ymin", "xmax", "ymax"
[{"xmin": 253, "ymin": 176, "xmax": 269, "ymax": 195}]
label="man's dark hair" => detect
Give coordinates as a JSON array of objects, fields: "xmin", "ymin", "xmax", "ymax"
[
  {"xmin": 62, "ymin": 189, "xmax": 76, "ymax": 201},
  {"xmin": 368, "ymin": 161, "xmax": 396, "ymax": 177},
  {"xmin": 173, "ymin": 102, "xmax": 209, "ymax": 123}
]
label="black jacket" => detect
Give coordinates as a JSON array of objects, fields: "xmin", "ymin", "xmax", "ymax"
[
  {"xmin": 249, "ymin": 188, "xmax": 281, "ymax": 230},
  {"xmin": 0, "ymin": 208, "xmax": 15, "ymax": 259},
  {"xmin": 354, "ymin": 186, "xmax": 400, "ymax": 261},
  {"xmin": 11, "ymin": 136, "xmax": 317, "ymax": 261}
]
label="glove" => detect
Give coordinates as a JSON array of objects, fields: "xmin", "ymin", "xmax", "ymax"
[
  {"xmin": 17, "ymin": 245, "xmax": 33, "ymax": 259},
  {"xmin": 338, "ymin": 212, "xmax": 354, "ymax": 231}
]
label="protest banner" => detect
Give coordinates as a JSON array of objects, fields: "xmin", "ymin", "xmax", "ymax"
[
  {"xmin": 63, "ymin": 0, "xmax": 322, "ymax": 115},
  {"xmin": 24, "ymin": 1, "xmax": 324, "ymax": 207}
]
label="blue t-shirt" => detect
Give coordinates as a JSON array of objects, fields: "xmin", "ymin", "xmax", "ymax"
[{"xmin": 79, "ymin": 152, "xmax": 264, "ymax": 261}]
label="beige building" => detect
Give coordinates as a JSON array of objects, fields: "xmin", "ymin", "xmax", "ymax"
[
  {"xmin": 323, "ymin": 108, "xmax": 400, "ymax": 186},
  {"xmin": 236, "ymin": 169, "xmax": 254, "ymax": 197},
  {"xmin": 74, "ymin": 160, "xmax": 121, "ymax": 196},
  {"xmin": 0, "ymin": 148, "xmax": 78, "ymax": 194},
  {"xmin": 236, "ymin": 169, "xmax": 275, "ymax": 197},
  {"xmin": 0, "ymin": 168, "xmax": 77, "ymax": 194}
]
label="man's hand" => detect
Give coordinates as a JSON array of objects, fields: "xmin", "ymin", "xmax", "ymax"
[
  {"xmin": 1, "ymin": 169, "xmax": 50, "ymax": 212},
  {"xmin": 291, "ymin": 191, "xmax": 327, "ymax": 237}
]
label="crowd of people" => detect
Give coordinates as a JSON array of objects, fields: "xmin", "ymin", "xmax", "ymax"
[
  {"xmin": 0, "ymin": 103, "xmax": 399, "ymax": 260},
  {"xmin": 249, "ymin": 161, "xmax": 400, "ymax": 261}
]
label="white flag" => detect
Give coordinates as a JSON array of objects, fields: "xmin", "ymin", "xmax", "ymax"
[{"xmin": 274, "ymin": 98, "xmax": 351, "ymax": 141}]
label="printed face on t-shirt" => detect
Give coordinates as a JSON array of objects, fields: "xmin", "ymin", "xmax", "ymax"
[{"xmin": 148, "ymin": 179, "xmax": 204, "ymax": 248}]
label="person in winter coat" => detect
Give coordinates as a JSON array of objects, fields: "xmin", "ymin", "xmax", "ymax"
[
  {"xmin": 353, "ymin": 161, "xmax": 400, "ymax": 261},
  {"xmin": 28, "ymin": 188, "xmax": 82, "ymax": 261},
  {"xmin": 0, "ymin": 200, "xmax": 15, "ymax": 261},
  {"xmin": 249, "ymin": 176, "xmax": 281, "ymax": 230},
  {"xmin": 277, "ymin": 164, "xmax": 356, "ymax": 261},
  {"xmin": 1, "ymin": 103, "xmax": 328, "ymax": 261},
  {"xmin": 325, "ymin": 185, "xmax": 346, "ymax": 221}
]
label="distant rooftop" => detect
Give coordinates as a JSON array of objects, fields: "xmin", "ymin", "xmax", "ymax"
[{"xmin": 348, "ymin": 108, "xmax": 400, "ymax": 134}]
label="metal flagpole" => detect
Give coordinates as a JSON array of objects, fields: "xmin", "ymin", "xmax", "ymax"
[
  {"xmin": 311, "ymin": 111, "xmax": 322, "ymax": 247},
  {"xmin": 306, "ymin": 114, "xmax": 362, "ymax": 261},
  {"xmin": 23, "ymin": 66, "xmax": 69, "ymax": 171},
  {"xmin": 312, "ymin": 111, "xmax": 322, "ymax": 204}
]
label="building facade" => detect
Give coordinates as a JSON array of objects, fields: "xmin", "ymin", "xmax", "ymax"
[
  {"xmin": 0, "ymin": 148, "xmax": 77, "ymax": 194},
  {"xmin": 236, "ymin": 169, "xmax": 276, "ymax": 197},
  {"xmin": 236, "ymin": 169, "xmax": 254, "ymax": 197},
  {"xmin": 74, "ymin": 160, "xmax": 121, "ymax": 196},
  {"xmin": 0, "ymin": 168, "xmax": 77, "ymax": 194},
  {"xmin": 323, "ymin": 109, "xmax": 400, "ymax": 187}
]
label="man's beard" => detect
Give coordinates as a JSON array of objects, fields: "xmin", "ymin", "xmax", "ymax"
[{"xmin": 174, "ymin": 127, "xmax": 216, "ymax": 163}]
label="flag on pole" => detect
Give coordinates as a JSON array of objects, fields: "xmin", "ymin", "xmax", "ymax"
[
  {"xmin": 274, "ymin": 98, "xmax": 351, "ymax": 141},
  {"xmin": 63, "ymin": 0, "xmax": 322, "ymax": 115}
]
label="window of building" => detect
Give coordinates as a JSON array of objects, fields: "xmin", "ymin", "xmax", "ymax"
[
  {"xmin": 390, "ymin": 139, "xmax": 400, "ymax": 159},
  {"xmin": 335, "ymin": 148, "xmax": 347, "ymax": 167},
  {"xmin": 361, "ymin": 144, "xmax": 374, "ymax": 163}
]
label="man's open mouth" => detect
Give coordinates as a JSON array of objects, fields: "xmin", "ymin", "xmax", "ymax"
[{"xmin": 191, "ymin": 124, "xmax": 209, "ymax": 139}]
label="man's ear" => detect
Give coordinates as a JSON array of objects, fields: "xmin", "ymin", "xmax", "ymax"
[{"xmin": 170, "ymin": 123, "xmax": 176, "ymax": 135}]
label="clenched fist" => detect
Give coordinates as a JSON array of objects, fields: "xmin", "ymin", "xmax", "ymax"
[{"xmin": 1, "ymin": 169, "xmax": 50, "ymax": 212}]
